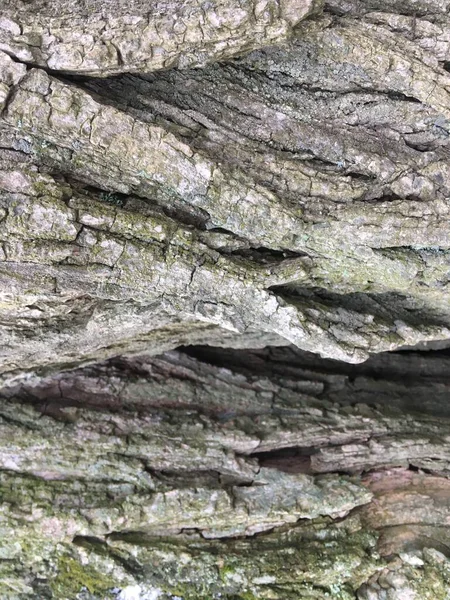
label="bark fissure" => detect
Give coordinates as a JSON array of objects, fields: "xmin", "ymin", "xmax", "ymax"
[{"xmin": 2, "ymin": 0, "xmax": 450, "ymax": 598}]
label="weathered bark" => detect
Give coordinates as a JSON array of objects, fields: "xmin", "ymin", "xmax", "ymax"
[
  {"xmin": 2, "ymin": 347, "xmax": 450, "ymax": 598},
  {"xmin": 1, "ymin": 0, "xmax": 450, "ymax": 598},
  {"xmin": 0, "ymin": 0, "xmax": 321, "ymax": 75}
]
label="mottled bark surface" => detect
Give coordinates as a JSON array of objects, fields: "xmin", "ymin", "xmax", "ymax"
[{"xmin": 1, "ymin": 0, "xmax": 450, "ymax": 598}]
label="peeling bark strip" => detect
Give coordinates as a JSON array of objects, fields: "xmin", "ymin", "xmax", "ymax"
[{"xmin": 1, "ymin": 0, "xmax": 450, "ymax": 598}]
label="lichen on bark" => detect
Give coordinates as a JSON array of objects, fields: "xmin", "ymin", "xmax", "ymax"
[{"xmin": 1, "ymin": 0, "xmax": 450, "ymax": 598}]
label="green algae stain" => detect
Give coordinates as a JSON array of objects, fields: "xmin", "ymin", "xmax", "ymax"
[{"xmin": 51, "ymin": 556, "xmax": 116, "ymax": 598}]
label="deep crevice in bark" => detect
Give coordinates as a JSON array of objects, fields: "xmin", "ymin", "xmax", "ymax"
[{"xmin": 2, "ymin": 0, "xmax": 450, "ymax": 597}]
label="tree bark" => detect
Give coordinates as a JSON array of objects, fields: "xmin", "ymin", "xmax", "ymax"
[{"xmin": 1, "ymin": 1, "xmax": 450, "ymax": 598}]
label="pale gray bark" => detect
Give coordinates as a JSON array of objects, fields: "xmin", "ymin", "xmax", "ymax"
[
  {"xmin": 1, "ymin": 0, "xmax": 450, "ymax": 598},
  {"xmin": 0, "ymin": 0, "xmax": 321, "ymax": 75},
  {"xmin": 2, "ymin": 346, "xmax": 450, "ymax": 598}
]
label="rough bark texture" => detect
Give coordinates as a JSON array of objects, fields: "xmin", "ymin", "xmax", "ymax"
[{"xmin": 1, "ymin": 0, "xmax": 450, "ymax": 599}]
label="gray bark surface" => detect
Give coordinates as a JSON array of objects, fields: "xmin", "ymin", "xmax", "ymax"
[{"xmin": 1, "ymin": 0, "xmax": 450, "ymax": 598}]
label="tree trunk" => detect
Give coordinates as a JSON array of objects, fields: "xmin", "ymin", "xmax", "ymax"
[{"xmin": 1, "ymin": 1, "xmax": 450, "ymax": 598}]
